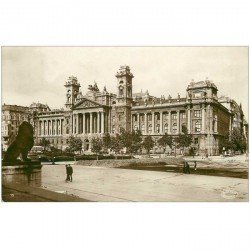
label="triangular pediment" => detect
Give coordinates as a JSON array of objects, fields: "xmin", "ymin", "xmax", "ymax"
[{"xmin": 73, "ymin": 98, "xmax": 103, "ymax": 110}]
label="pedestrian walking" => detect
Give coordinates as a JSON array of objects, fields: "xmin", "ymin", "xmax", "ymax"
[
  {"xmin": 194, "ymin": 161, "xmax": 197, "ymax": 171},
  {"xmin": 68, "ymin": 164, "xmax": 73, "ymax": 182},
  {"xmin": 65, "ymin": 164, "xmax": 70, "ymax": 181}
]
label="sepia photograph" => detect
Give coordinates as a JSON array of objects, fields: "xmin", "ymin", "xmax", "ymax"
[{"xmin": 1, "ymin": 46, "xmax": 249, "ymax": 202}]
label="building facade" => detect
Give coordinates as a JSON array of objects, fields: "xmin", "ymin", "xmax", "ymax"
[{"xmin": 1, "ymin": 66, "xmax": 247, "ymax": 155}]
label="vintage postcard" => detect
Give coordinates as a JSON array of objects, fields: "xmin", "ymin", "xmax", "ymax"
[{"xmin": 1, "ymin": 47, "xmax": 248, "ymax": 202}]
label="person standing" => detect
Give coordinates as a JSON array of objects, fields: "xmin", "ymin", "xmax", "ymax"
[
  {"xmin": 194, "ymin": 161, "xmax": 197, "ymax": 171},
  {"xmin": 65, "ymin": 164, "xmax": 70, "ymax": 181},
  {"xmin": 68, "ymin": 164, "xmax": 73, "ymax": 182}
]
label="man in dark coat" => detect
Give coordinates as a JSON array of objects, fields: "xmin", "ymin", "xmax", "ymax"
[
  {"xmin": 65, "ymin": 164, "xmax": 70, "ymax": 181},
  {"xmin": 68, "ymin": 164, "xmax": 73, "ymax": 182}
]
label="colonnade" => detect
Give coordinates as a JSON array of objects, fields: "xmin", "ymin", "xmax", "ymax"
[
  {"xmin": 72, "ymin": 111, "xmax": 106, "ymax": 135},
  {"xmin": 132, "ymin": 108, "xmax": 208, "ymax": 135},
  {"xmin": 39, "ymin": 119, "xmax": 64, "ymax": 136}
]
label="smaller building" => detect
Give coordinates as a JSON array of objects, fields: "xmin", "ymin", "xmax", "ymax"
[{"xmin": 1, "ymin": 104, "xmax": 30, "ymax": 151}]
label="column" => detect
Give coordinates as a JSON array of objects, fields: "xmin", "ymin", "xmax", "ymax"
[
  {"xmin": 76, "ymin": 114, "xmax": 79, "ymax": 134},
  {"xmin": 72, "ymin": 115, "xmax": 75, "ymax": 134},
  {"xmin": 176, "ymin": 111, "xmax": 180, "ymax": 134},
  {"xmin": 168, "ymin": 112, "xmax": 171, "ymax": 134},
  {"xmin": 101, "ymin": 112, "xmax": 104, "ymax": 134},
  {"xmin": 201, "ymin": 106, "xmax": 205, "ymax": 133},
  {"xmin": 59, "ymin": 119, "xmax": 61, "ymax": 135},
  {"xmin": 61, "ymin": 119, "xmax": 63, "ymax": 135},
  {"xmin": 160, "ymin": 112, "xmax": 163, "ymax": 134},
  {"xmin": 210, "ymin": 105, "xmax": 213, "ymax": 133},
  {"xmin": 97, "ymin": 112, "xmax": 100, "ymax": 133},
  {"xmin": 90, "ymin": 113, "xmax": 93, "ymax": 134},
  {"xmin": 187, "ymin": 108, "xmax": 191, "ymax": 134},
  {"xmin": 52, "ymin": 120, "xmax": 54, "ymax": 135},
  {"xmin": 214, "ymin": 115, "xmax": 218, "ymax": 133},
  {"xmin": 82, "ymin": 113, "xmax": 85, "ymax": 134},
  {"xmin": 137, "ymin": 113, "xmax": 140, "ymax": 130},
  {"xmin": 152, "ymin": 112, "xmax": 155, "ymax": 134},
  {"xmin": 144, "ymin": 113, "xmax": 148, "ymax": 135},
  {"xmin": 48, "ymin": 120, "xmax": 51, "ymax": 135}
]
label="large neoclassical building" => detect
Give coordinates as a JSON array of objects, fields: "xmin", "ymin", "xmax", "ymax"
[{"xmin": 2, "ymin": 66, "xmax": 247, "ymax": 155}]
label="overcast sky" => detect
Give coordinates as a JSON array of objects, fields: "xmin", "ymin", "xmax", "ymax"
[{"xmin": 2, "ymin": 47, "xmax": 248, "ymax": 120}]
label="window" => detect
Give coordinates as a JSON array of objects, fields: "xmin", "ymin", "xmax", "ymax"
[
  {"xmin": 134, "ymin": 115, "xmax": 137, "ymax": 122},
  {"xmin": 172, "ymin": 113, "xmax": 177, "ymax": 120},
  {"xmin": 194, "ymin": 110, "xmax": 201, "ymax": 118},
  {"xmin": 156, "ymin": 113, "xmax": 160, "ymax": 120},
  {"xmin": 119, "ymin": 86, "xmax": 124, "ymax": 96},
  {"xmin": 148, "ymin": 124, "xmax": 152, "ymax": 134},
  {"xmin": 141, "ymin": 115, "xmax": 144, "ymax": 122},
  {"xmin": 180, "ymin": 112, "xmax": 186, "ymax": 119},
  {"xmin": 164, "ymin": 123, "xmax": 168, "ymax": 133},
  {"xmin": 194, "ymin": 138, "xmax": 199, "ymax": 144},
  {"xmin": 112, "ymin": 125, "xmax": 115, "ymax": 133},
  {"xmin": 172, "ymin": 123, "xmax": 177, "ymax": 134},
  {"xmin": 156, "ymin": 124, "xmax": 160, "ymax": 133},
  {"xmin": 141, "ymin": 124, "xmax": 145, "ymax": 134},
  {"xmin": 134, "ymin": 125, "xmax": 138, "ymax": 131},
  {"xmin": 148, "ymin": 114, "xmax": 152, "ymax": 121},
  {"xmin": 195, "ymin": 120, "xmax": 201, "ymax": 132}
]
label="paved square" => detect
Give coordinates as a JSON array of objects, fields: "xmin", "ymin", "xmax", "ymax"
[{"xmin": 41, "ymin": 164, "xmax": 248, "ymax": 201}]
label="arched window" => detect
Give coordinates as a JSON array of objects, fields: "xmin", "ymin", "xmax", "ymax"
[
  {"xmin": 172, "ymin": 123, "xmax": 177, "ymax": 134},
  {"xmin": 164, "ymin": 123, "xmax": 168, "ymax": 133},
  {"xmin": 195, "ymin": 120, "xmax": 201, "ymax": 132},
  {"xmin": 141, "ymin": 124, "xmax": 145, "ymax": 134},
  {"xmin": 156, "ymin": 124, "xmax": 160, "ymax": 133},
  {"xmin": 119, "ymin": 86, "xmax": 124, "ymax": 96},
  {"xmin": 148, "ymin": 124, "xmax": 152, "ymax": 134},
  {"xmin": 128, "ymin": 86, "xmax": 132, "ymax": 97}
]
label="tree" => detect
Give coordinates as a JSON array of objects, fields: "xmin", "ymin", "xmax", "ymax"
[
  {"xmin": 67, "ymin": 135, "xmax": 82, "ymax": 154},
  {"xmin": 102, "ymin": 133, "xmax": 111, "ymax": 153},
  {"xmin": 175, "ymin": 126, "xmax": 192, "ymax": 154},
  {"xmin": 158, "ymin": 133, "xmax": 173, "ymax": 152},
  {"xmin": 231, "ymin": 128, "xmax": 247, "ymax": 153},
  {"xmin": 110, "ymin": 134, "xmax": 123, "ymax": 157},
  {"xmin": 91, "ymin": 137, "xmax": 103, "ymax": 160},
  {"xmin": 143, "ymin": 135, "xmax": 154, "ymax": 154},
  {"xmin": 39, "ymin": 138, "xmax": 50, "ymax": 151},
  {"xmin": 119, "ymin": 128, "xmax": 142, "ymax": 154},
  {"xmin": 219, "ymin": 132, "xmax": 232, "ymax": 153},
  {"xmin": 119, "ymin": 128, "xmax": 132, "ymax": 152},
  {"xmin": 130, "ymin": 129, "xmax": 143, "ymax": 154}
]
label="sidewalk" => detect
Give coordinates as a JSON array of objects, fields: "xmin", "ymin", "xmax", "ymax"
[{"xmin": 2, "ymin": 183, "xmax": 90, "ymax": 202}]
